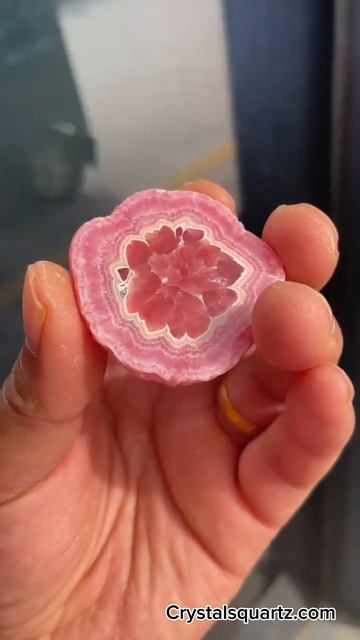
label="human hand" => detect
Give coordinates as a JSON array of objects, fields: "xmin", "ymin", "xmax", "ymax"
[{"xmin": 0, "ymin": 181, "xmax": 354, "ymax": 639}]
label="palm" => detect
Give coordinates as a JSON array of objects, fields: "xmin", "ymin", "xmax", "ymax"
[
  {"xmin": 0, "ymin": 183, "xmax": 354, "ymax": 640},
  {"xmin": 2, "ymin": 368, "xmax": 249, "ymax": 638}
]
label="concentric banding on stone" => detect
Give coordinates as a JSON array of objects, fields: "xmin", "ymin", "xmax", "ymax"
[
  {"xmin": 70, "ymin": 189, "xmax": 285, "ymax": 385},
  {"xmin": 109, "ymin": 218, "xmax": 250, "ymax": 343}
]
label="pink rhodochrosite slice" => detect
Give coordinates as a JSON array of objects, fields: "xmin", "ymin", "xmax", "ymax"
[{"xmin": 70, "ymin": 189, "xmax": 285, "ymax": 385}]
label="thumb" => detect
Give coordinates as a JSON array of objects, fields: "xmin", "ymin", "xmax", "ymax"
[{"xmin": 0, "ymin": 261, "xmax": 107, "ymax": 503}]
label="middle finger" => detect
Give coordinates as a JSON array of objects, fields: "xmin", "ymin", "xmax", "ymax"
[{"xmin": 222, "ymin": 282, "xmax": 343, "ymax": 429}]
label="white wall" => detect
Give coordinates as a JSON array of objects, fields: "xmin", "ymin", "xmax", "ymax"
[{"xmin": 59, "ymin": 0, "xmax": 238, "ymax": 199}]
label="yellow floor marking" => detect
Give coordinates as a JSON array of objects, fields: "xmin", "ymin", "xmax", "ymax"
[{"xmin": 164, "ymin": 139, "xmax": 236, "ymax": 189}]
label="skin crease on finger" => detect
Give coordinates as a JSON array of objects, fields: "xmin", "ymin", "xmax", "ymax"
[
  {"xmin": 0, "ymin": 181, "xmax": 355, "ymax": 640},
  {"xmin": 251, "ymin": 281, "xmax": 342, "ymax": 371}
]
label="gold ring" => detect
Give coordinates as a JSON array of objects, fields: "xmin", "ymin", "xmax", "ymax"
[{"xmin": 217, "ymin": 381, "xmax": 261, "ymax": 440}]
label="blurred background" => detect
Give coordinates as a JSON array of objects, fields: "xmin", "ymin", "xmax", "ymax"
[{"xmin": 0, "ymin": 0, "xmax": 359, "ymax": 638}]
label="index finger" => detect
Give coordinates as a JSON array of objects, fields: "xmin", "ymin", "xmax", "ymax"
[{"xmin": 263, "ymin": 203, "xmax": 339, "ymax": 290}]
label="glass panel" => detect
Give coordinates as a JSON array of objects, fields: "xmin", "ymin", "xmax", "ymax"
[{"xmin": 0, "ymin": 0, "xmax": 238, "ymax": 380}]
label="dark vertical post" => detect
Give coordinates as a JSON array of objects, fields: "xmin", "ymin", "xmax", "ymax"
[
  {"xmin": 223, "ymin": 0, "xmax": 334, "ymax": 234},
  {"xmin": 222, "ymin": 0, "xmax": 339, "ymax": 613},
  {"xmin": 321, "ymin": 0, "xmax": 360, "ymax": 616}
]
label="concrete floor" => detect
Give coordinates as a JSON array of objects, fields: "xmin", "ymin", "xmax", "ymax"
[{"xmin": 300, "ymin": 621, "xmax": 360, "ymax": 640}]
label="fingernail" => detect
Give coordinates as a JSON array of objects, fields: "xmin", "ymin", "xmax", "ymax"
[
  {"xmin": 182, "ymin": 179, "xmax": 207, "ymax": 187},
  {"xmin": 297, "ymin": 203, "xmax": 339, "ymax": 255},
  {"xmin": 336, "ymin": 367, "xmax": 355, "ymax": 403},
  {"xmin": 23, "ymin": 264, "xmax": 47, "ymax": 356},
  {"xmin": 326, "ymin": 229, "xmax": 339, "ymax": 256},
  {"xmin": 182, "ymin": 180, "xmax": 198, "ymax": 188},
  {"xmin": 330, "ymin": 314, "xmax": 337, "ymax": 339},
  {"xmin": 322, "ymin": 213, "xmax": 340, "ymax": 248},
  {"xmin": 328, "ymin": 318, "xmax": 338, "ymax": 353},
  {"xmin": 318, "ymin": 293, "xmax": 336, "ymax": 340}
]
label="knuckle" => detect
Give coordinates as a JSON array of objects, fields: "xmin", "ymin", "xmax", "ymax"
[{"xmin": 1, "ymin": 351, "xmax": 41, "ymax": 422}]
